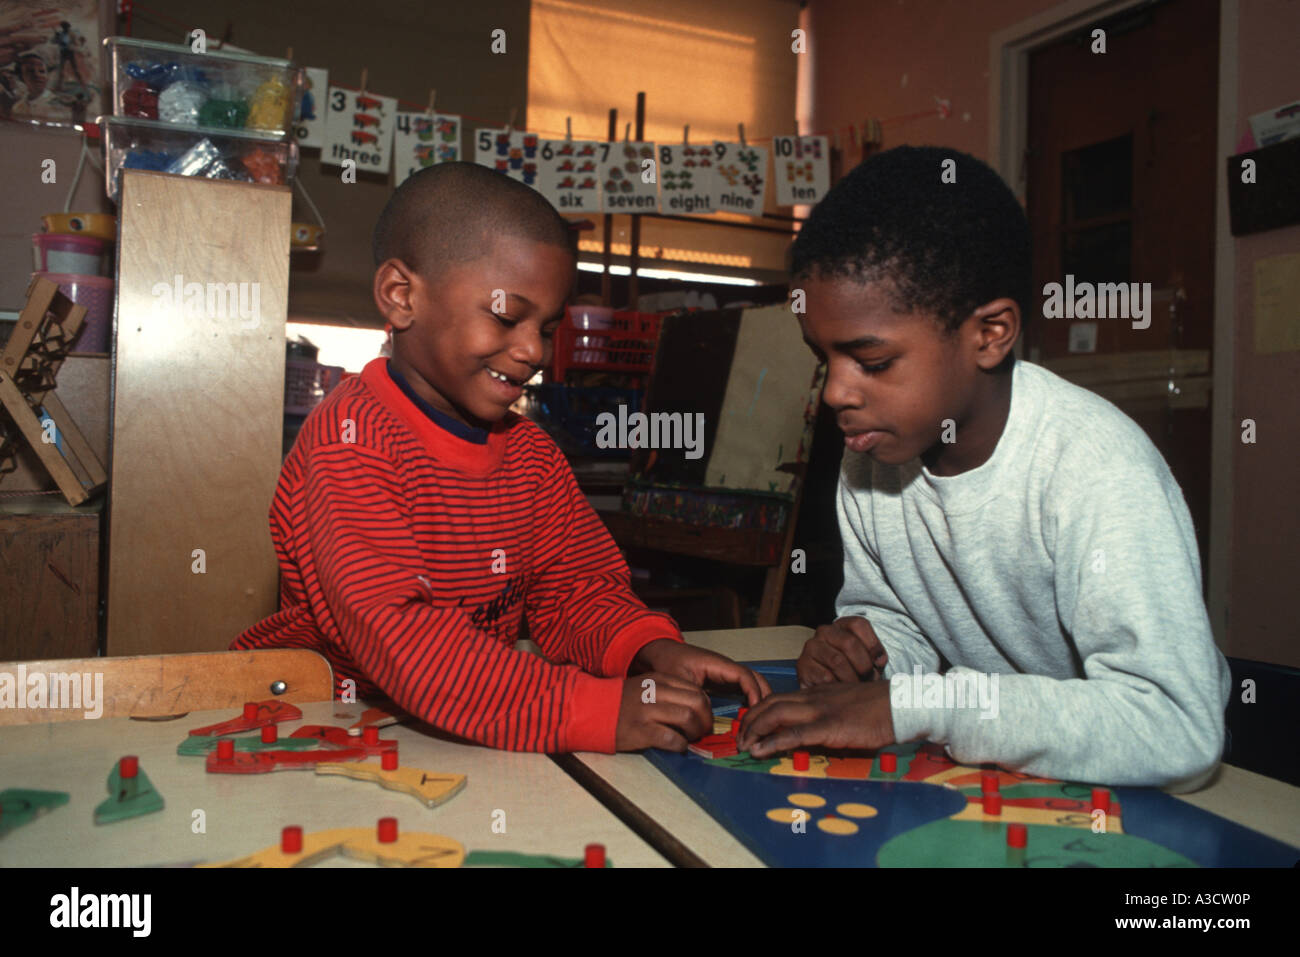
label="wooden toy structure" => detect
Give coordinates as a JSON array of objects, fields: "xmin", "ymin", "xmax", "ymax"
[{"xmin": 0, "ymin": 277, "xmax": 107, "ymax": 506}]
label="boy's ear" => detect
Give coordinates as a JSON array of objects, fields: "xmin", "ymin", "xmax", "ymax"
[
  {"xmin": 969, "ymin": 298, "xmax": 1020, "ymax": 370},
  {"xmin": 373, "ymin": 258, "xmax": 419, "ymax": 331}
]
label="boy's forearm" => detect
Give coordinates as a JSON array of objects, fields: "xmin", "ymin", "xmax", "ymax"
[{"xmin": 889, "ymin": 668, "xmax": 1228, "ymax": 787}]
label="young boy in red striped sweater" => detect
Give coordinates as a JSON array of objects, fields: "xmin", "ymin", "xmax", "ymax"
[{"xmin": 234, "ymin": 162, "xmax": 768, "ymax": 752}]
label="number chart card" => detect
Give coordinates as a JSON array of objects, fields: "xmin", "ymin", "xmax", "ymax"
[
  {"xmin": 474, "ymin": 128, "xmax": 539, "ymax": 187},
  {"xmin": 658, "ymin": 143, "xmax": 718, "ymax": 215},
  {"xmin": 393, "ymin": 112, "xmax": 462, "ymax": 186},
  {"xmin": 323, "ymin": 87, "xmax": 397, "ymax": 174},
  {"xmin": 535, "ymin": 139, "xmax": 606, "ymax": 213},
  {"xmin": 711, "ymin": 142, "xmax": 768, "ymax": 215},
  {"xmin": 772, "ymin": 135, "xmax": 829, "ymax": 205},
  {"xmin": 293, "ymin": 67, "xmax": 329, "ymax": 148},
  {"xmin": 601, "ymin": 141, "xmax": 659, "ymax": 213}
]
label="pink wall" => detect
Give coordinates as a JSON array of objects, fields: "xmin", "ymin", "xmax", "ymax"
[
  {"xmin": 1228, "ymin": 0, "xmax": 1299, "ymax": 667},
  {"xmin": 807, "ymin": 0, "xmax": 1297, "ymax": 666},
  {"xmin": 807, "ymin": 0, "xmax": 1056, "ymax": 163}
]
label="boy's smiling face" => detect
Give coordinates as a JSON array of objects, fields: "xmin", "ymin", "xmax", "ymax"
[
  {"xmin": 377, "ymin": 233, "xmax": 573, "ymax": 429},
  {"xmin": 798, "ymin": 274, "xmax": 1018, "ymax": 475}
]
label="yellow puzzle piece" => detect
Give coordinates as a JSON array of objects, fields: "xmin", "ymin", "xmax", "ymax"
[
  {"xmin": 201, "ymin": 827, "xmax": 465, "ymax": 868},
  {"xmin": 314, "ymin": 761, "xmax": 467, "ymax": 808}
]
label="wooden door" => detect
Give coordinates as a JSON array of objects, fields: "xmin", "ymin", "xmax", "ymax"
[{"xmin": 1026, "ymin": 0, "xmax": 1219, "ymax": 580}]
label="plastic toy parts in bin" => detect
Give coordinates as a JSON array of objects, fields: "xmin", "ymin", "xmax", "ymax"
[{"xmin": 105, "ymin": 37, "xmax": 301, "ymax": 137}]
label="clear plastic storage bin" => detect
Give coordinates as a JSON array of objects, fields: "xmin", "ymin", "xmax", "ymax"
[
  {"xmin": 101, "ymin": 115, "xmax": 299, "ymax": 201},
  {"xmin": 104, "ymin": 36, "xmax": 302, "ymax": 137}
]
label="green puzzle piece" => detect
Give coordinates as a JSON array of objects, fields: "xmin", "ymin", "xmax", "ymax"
[
  {"xmin": 176, "ymin": 735, "xmax": 319, "ymax": 756},
  {"xmin": 877, "ymin": 818, "xmax": 1196, "ymax": 868},
  {"xmin": 94, "ymin": 762, "xmax": 164, "ymax": 825},
  {"xmin": 463, "ymin": 851, "xmax": 612, "ymax": 868},
  {"xmin": 0, "ymin": 789, "xmax": 70, "ymax": 838}
]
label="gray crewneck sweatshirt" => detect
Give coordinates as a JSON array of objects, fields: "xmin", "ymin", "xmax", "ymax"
[{"xmin": 835, "ymin": 359, "xmax": 1229, "ymax": 788}]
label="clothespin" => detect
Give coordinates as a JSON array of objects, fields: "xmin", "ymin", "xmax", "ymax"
[
  {"xmin": 624, "ymin": 122, "xmax": 631, "ymax": 143},
  {"xmin": 565, "ymin": 116, "xmax": 572, "ymax": 141},
  {"xmin": 359, "ymin": 68, "xmax": 368, "ymax": 95},
  {"xmin": 505, "ymin": 106, "xmax": 517, "ymax": 135},
  {"xmin": 738, "ymin": 123, "xmax": 746, "ymax": 146},
  {"xmin": 683, "ymin": 124, "xmax": 690, "ymax": 145},
  {"xmin": 426, "ymin": 89, "xmax": 437, "ymax": 116}
]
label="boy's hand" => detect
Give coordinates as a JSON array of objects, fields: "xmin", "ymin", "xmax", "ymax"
[
  {"xmin": 632, "ymin": 639, "xmax": 771, "ymax": 705},
  {"xmin": 736, "ymin": 681, "xmax": 896, "ymax": 757},
  {"xmin": 797, "ymin": 616, "xmax": 889, "ymax": 688},
  {"xmin": 615, "ymin": 672, "xmax": 713, "ymax": 752}
]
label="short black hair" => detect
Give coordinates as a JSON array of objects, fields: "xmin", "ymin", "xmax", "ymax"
[
  {"xmin": 789, "ymin": 145, "xmax": 1031, "ymax": 336},
  {"xmin": 372, "ymin": 161, "xmax": 575, "ymax": 276}
]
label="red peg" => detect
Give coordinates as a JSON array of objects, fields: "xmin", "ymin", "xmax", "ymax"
[
  {"xmin": 792, "ymin": 750, "xmax": 810, "ymax": 771},
  {"xmin": 281, "ymin": 826, "xmax": 303, "ymax": 854},
  {"xmin": 261, "ymin": 724, "xmax": 277, "ymax": 744},
  {"xmin": 737, "ymin": 708, "xmax": 748, "ymax": 722},
  {"xmin": 216, "ymin": 738, "xmax": 235, "ymax": 760},
  {"xmin": 377, "ymin": 817, "xmax": 398, "ymax": 843},
  {"xmin": 981, "ymin": 770, "xmax": 1000, "ymax": 793},
  {"xmin": 982, "ymin": 793, "xmax": 1003, "ymax": 815},
  {"xmin": 381, "ymin": 749, "xmax": 399, "ymax": 771},
  {"xmin": 243, "ymin": 702, "xmax": 259, "ymax": 720},
  {"xmin": 119, "ymin": 755, "xmax": 139, "ymax": 779},
  {"xmin": 1091, "ymin": 787, "xmax": 1111, "ymax": 814},
  {"xmin": 879, "ymin": 752, "xmax": 897, "ymax": 773},
  {"xmin": 1007, "ymin": 823, "xmax": 1028, "ymax": 848},
  {"xmin": 363, "ymin": 726, "xmax": 380, "ymax": 746},
  {"xmin": 584, "ymin": 843, "xmax": 605, "ymax": 868}
]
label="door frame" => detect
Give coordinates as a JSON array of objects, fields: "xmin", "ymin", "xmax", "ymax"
[{"xmin": 988, "ymin": 0, "xmax": 1238, "ymax": 648}]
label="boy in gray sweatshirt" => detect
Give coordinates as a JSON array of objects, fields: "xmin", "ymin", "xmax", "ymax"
[{"xmin": 737, "ymin": 146, "xmax": 1228, "ymax": 789}]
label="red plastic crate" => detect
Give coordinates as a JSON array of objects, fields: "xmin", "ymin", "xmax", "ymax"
[{"xmin": 550, "ymin": 310, "xmax": 661, "ymax": 381}]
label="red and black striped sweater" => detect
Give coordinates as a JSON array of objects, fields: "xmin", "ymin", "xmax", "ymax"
[{"xmin": 232, "ymin": 357, "xmax": 680, "ymax": 752}]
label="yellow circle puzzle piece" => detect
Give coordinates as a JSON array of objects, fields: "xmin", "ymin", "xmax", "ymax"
[
  {"xmin": 788, "ymin": 793, "xmax": 827, "ymax": 808},
  {"xmin": 766, "ymin": 807, "xmax": 806, "ymax": 824},
  {"xmin": 817, "ymin": 816, "xmax": 859, "ymax": 836},
  {"xmin": 836, "ymin": 802, "xmax": 878, "ymax": 819}
]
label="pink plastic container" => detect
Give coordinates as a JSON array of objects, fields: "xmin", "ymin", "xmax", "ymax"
[
  {"xmin": 33, "ymin": 272, "xmax": 115, "ymax": 353},
  {"xmin": 32, "ymin": 233, "xmax": 111, "ymax": 277}
]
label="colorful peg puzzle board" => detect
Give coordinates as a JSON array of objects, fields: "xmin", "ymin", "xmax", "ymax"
[{"xmin": 644, "ymin": 662, "xmax": 1299, "ymax": 867}]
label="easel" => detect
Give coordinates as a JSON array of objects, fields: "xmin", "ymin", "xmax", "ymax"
[{"xmin": 0, "ymin": 277, "xmax": 107, "ymax": 506}]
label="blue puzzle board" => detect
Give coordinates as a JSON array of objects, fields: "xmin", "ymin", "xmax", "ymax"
[{"xmin": 643, "ymin": 661, "xmax": 1299, "ymax": 867}]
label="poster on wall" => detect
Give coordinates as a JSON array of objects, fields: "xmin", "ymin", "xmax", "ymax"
[
  {"xmin": 392, "ymin": 111, "xmax": 461, "ymax": 186},
  {"xmin": 535, "ymin": 139, "xmax": 605, "ymax": 213},
  {"xmin": 772, "ymin": 135, "xmax": 830, "ymax": 206},
  {"xmin": 322, "ymin": 85, "xmax": 396, "ymax": 174},
  {"xmin": 473, "ymin": 127, "xmax": 537, "ymax": 187},
  {"xmin": 291, "ymin": 66, "xmax": 328, "ymax": 148},
  {"xmin": 0, "ymin": 0, "xmax": 104, "ymax": 126},
  {"xmin": 656, "ymin": 142, "xmax": 718, "ymax": 215},
  {"xmin": 599, "ymin": 140, "xmax": 658, "ymax": 213},
  {"xmin": 709, "ymin": 141, "xmax": 768, "ymax": 214}
]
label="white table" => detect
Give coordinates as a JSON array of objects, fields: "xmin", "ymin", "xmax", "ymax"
[
  {"xmin": 0, "ymin": 700, "xmax": 668, "ymax": 867},
  {"xmin": 569, "ymin": 626, "xmax": 1300, "ymax": 866}
]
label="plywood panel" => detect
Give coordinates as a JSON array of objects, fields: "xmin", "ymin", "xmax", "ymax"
[
  {"xmin": 107, "ymin": 171, "xmax": 289, "ymax": 655},
  {"xmin": 0, "ymin": 499, "xmax": 101, "ymax": 660}
]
